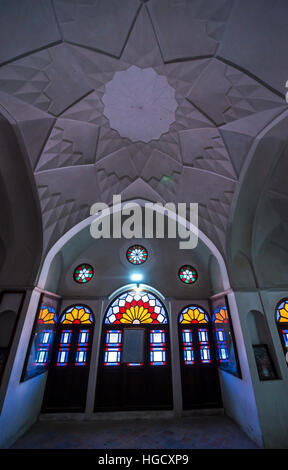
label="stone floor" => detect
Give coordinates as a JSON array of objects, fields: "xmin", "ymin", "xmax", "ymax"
[{"xmin": 11, "ymin": 414, "xmax": 259, "ymax": 449}]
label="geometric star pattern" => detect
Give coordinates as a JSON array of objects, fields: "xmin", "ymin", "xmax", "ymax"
[{"xmin": 0, "ymin": 2, "xmax": 286, "ymax": 256}]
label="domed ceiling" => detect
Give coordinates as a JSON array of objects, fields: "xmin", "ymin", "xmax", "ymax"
[{"xmin": 0, "ymin": 0, "xmax": 287, "ymax": 260}]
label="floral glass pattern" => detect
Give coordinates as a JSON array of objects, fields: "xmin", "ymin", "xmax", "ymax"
[
  {"xmin": 276, "ymin": 300, "xmax": 288, "ymax": 323},
  {"xmin": 38, "ymin": 306, "xmax": 57, "ymax": 324},
  {"xmin": 212, "ymin": 307, "xmax": 229, "ymax": 324},
  {"xmin": 73, "ymin": 264, "xmax": 94, "ymax": 284},
  {"xmin": 179, "ymin": 306, "xmax": 209, "ymax": 324},
  {"xmin": 126, "ymin": 245, "xmax": 148, "ymax": 265},
  {"xmin": 178, "ymin": 265, "xmax": 198, "ymax": 284},
  {"xmin": 60, "ymin": 306, "xmax": 94, "ymax": 325},
  {"xmin": 105, "ymin": 290, "xmax": 167, "ymax": 325}
]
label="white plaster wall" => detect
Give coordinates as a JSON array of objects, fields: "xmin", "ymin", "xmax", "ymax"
[
  {"xmin": 217, "ymin": 291, "xmax": 263, "ymax": 447},
  {"xmin": 0, "ymin": 289, "xmax": 47, "ymax": 448},
  {"xmin": 255, "ymin": 290, "xmax": 288, "ymax": 448},
  {"xmin": 228, "ymin": 289, "xmax": 288, "ymax": 448}
]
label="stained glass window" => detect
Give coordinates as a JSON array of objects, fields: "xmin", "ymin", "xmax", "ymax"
[
  {"xmin": 60, "ymin": 305, "xmax": 94, "ymax": 324},
  {"xmin": 212, "ymin": 307, "xmax": 230, "ymax": 363},
  {"xmin": 126, "ymin": 245, "xmax": 148, "ymax": 265},
  {"xmin": 215, "ymin": 328, "xmax": 229, "ymax": 363},
  {"xmin": 182, "ymin": 329, "xmax": 194, "ymax": 365},
  {"xmin": 56, "ymin": 329, "xmax": 72, "ymax": 366},
  {"xmin": 34, "ymin": 328, "xmax": 55, "ymax": 367},
  {"xmin": 22, "ymin": 301, "xmax": 58, "ymax": 381},
  {"xmin": 213, "ymin": 307, "xmax": 229, "ymax": 324},
  {"xmin": 104, "ymin": 330, "xmax": 122, "ymax": 366},
  {"xmin": 38, "ymin": 306, "xmax": 57, "ymax": 324},
  {"xmin": 73, "ymin": 263, "xmax": 94, "ymax": 284},
  {"xmin": 179, "ymin": 306, "xmax": 213, "ymax": 367},
  {"xmin": 34, "ymin": 307, "xmax": 57, "ymax": 366},
  {"xmin": 198, "ymin": 328, "xmax": 211, "ymax": 364},
  {"xmin": 57, "ymin": 348, "xmax": 69, "ymax": 366},
  {"xmin": 179, "ymin": 306, "xmax": 209, "ymax": 324},
  {"xmin": 105, "ymin": 290, "xmax": 168, "ymax": 325},
  {"xmin": 75, "ymin": 329, "xmax": 89, "ymax": 366},
  {"xmin": 276, "ymin": 300, "xmax": 288, "ymax": 362},
  {"xmin": 150, "ymin": 329, "xmax": 166, "ymax": 366},
  {"xmin": 281, "ymin": 330, "xmax": 288, "ymax": 351},
  {"xmin": 178, "ymin": 265, "xmax": 198, "ymax": 284},
  {"xmin": 276, "ymin": 300, "xmax": 288, "ymax": 323}
]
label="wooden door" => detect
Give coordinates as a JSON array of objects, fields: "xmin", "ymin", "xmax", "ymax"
[
  {"xmin": 179, "ymin": 324, "xmax": 222, "ymax": 410},
  {"xmin": 42, "ymin": 325, "xmax": 94, "ymax": 412},
  {"xmin": 95, "ymin": 325, "xmax": 173, "ymax": 411}
]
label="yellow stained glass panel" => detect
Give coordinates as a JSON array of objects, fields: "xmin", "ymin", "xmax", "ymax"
[
  {"xmin": 180, "ymin": 307, "xmax": 209, "ymax": 324},
  {"xmin": 278, "ymin": 303, "xmax": 288, "ymax": 322},
  {"xmin": 214, "ymin": 307, "xmax": 229, "ymax": 323},
  {"xmin": 61, "ymin": 306, "xmax": 93, "ymax": 324},
  {"xmin": 38, "ymin": 307, "xmax": 56, "ymax": 324}
]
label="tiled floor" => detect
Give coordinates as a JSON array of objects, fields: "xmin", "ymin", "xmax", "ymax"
[{"xmin": 11, "ymin": 415, "xmax": 259, "ymax": 449}]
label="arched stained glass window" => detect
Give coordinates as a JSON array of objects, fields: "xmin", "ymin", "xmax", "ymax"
[
  {"xmin": 105, "ymin": 290, "xmax": 168, "ymax": 325},
  {"xmin": 178, "ymin": 304, "xmax": 223, "ymax": 410},
  {"xmin": 212, "ymin": 307, "xmax": 229, "ymax": 363},
  {"xmin": 276, "ymin": 300, "xmax": 288, "ymax": 323},
  {"xmin": 178, "ymin": 305, "xmax": 212, "ymax": 366},
  {"xmin": 55, "ymin": 305, "xmax": 94, "ymax": 369},
  {"xmin": 179, "ymin": 306, "xmax": 209, "ymax": 324},
  {"xmin": 22, "ymin": 298, "xmax": 59, "ymax": 381},
  {"xmin": 42, "ymin": 303, "xmax": 95, "ymax": 412},
  {"xmin": 276, "ymin": 299, "xmax": 288, "ymax": 363},
  {"xmin": 95, "ymin": 288, "xmax": 172, "ymax": 411},
  {"xmin": 60, "ymin": 305, "xmax": 94, "ymax": 325},
  {"xmin": 212, "ymin": 307, "xmax": 229, "ymax": 324},
  {"xmin": 38, "ymin": 306, "xmax": 57, "ymax": 324}
]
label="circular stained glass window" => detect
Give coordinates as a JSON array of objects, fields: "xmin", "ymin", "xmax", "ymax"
[
  {"xmin": 73, "ymin": 264, "xmax": 94, "ymax": 284},
  {"xmin": 178, "ymin": 265, "xmax": 198, "ymax": 284},
  {"xmin": 126, "ymin": 245, "xmax": 148, "ymax": 265}
]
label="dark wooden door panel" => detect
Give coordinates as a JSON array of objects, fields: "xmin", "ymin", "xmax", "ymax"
[
  {"xmin": 42, "ymin": 326, "xmax": 93, "ymax": 413},
  {"xmin": 179, "ymin": 325, "xmax": 222, "ymax": 410},
  {"xmin": 95, "ymin": 325, "xmax": 173, "ymax": 411}
]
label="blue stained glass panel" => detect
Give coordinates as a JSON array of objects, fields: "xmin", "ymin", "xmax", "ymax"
[
  {"xmin": 75, "ymin": 348, "xmax": 87, "ymax": 366},
  {"xmin": 57, "ymin": 348, "xmax": 69, "ymax": 366},
  {"xmin": 215, "ymin": 327, "xmax": 229, "ymax": 363},
  {"xmin": 60, "ymin": 330, "xmax": 72, "ymax": 345},
  {"xmin": 35, "ymin": 348, "xmax": 48, "ymax": 365},
  {"xmin": 150, "ymin": 348, "xmax": 166, "ymax": 366},
  {"xmin": 184, "ymin": 347, "xmax": 194, "ymax": 365},
  {"xmin": 282, "ymin": 329, "xmax": 288, "ymax": 349},
  {"xmin": 104, "ymin": 348, "xmax": 121, "ymax": 366},
  {"xmin": 78, "ymin": 329, "xmax": 89, "ymax": 345}
]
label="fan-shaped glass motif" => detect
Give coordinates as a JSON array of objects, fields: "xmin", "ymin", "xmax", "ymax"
[
  {"xmin": 212, "ymin": 307, "xmax": 229, "ymax": 324},
  {"xmin": 105, "ymin": 290, "xmax": 167, "ymax": 325},
  {"xmin": 73, "ymin": 264, "xmax": 94, "ymax": 284},
  {"xmin": 276, "ymin": 300, "xmax": 288, "ymax": 323},
  {"xmin": 60, "ymin": 306, "xmax": 94, "ymax": 324},
  {"xmin": 38, "ymin": 306, "xmax": 57, "ymax": 324},
  {"xmin": 126, "ymin": 245, "xmax": 148, "ymax": 265},
  {"xmin": 178, "ymin": 265, "xmax": 198, "ymax": 284},
  {"xmin": 179, "ymin": 306, "xmax": 209, "ymax": 324}
]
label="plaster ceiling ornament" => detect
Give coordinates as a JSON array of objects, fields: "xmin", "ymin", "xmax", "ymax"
[
  {"xmin": 0, "ymin": 2, "xmax": 286, "ymax": 257},
  {"xmin": 102, "ymin": 66, "xmax": 178, "ymax": 143}
]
